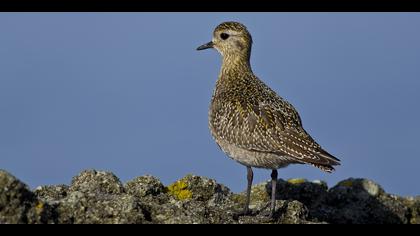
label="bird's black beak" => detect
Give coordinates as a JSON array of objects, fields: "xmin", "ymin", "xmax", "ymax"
[{"xmin": 196, "ymin": 41, "xmax": 214, "ymax": 51}]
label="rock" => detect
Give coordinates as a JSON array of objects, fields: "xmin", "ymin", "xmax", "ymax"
[
  {"xmin": 34, "ymin": 185, "xmax": 69, "ymax": 203},
  {"xmin": 0, "ymin": 169, "xmax": 418, "ymax": 224},
  {"xmin": 276, "ymin": 200, "xmax": 311, "ymax": 224},
  {"xmin": 411, "ymin": 198, "xmax": 420, "ymax": 224},
  {"xmin": 401, "ymin": 196, "xmax": 420, "ymax": 224},
  {"xmin": 324, "ymin": 178, "xmax": 409, "ymax": 224},
  {"xmin": 231, "ymin": 182, "xmax": 270, "ymax": 211},
  {"xmin": 143, "ymin": 198, "xmax": 236, "ymax": 224},
  {"xmin": 56, "ymin": 192, "xmax": 146, "ymax": 224},
  {"xmin": 125, "ymin": 175, "xmax": 165, "ymax": 198},
  {"xmin": 144, "ymin": 174, "xmax": 238, "ymax": 224},
  {"xmin": 166, "ymin": 175, "xmax": 231, "ymax": 203},
  {"xmin": 54, "ymin": 170, "xmax": 145, "ymax": 224},
  {"xmin": 0, "ymin": 170, "xmax": 55, "ymax": 224},
  {"xmin": 268, "ymin": 178, "xmax": 328, "ymax": 210},
  {"xmin": 69, "ymin": 170, "xmax": 124, "ymax": 194}
]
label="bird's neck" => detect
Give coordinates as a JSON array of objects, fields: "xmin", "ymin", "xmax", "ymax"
[
  {"xmin": 220, "ymin": 54, "xmax": 253, "ymax": 78},
  {"xmin": 214, "ymin": 55, "xmax": 255, "ymax": 98}
]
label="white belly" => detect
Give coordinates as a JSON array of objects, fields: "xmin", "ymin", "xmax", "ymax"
[{"xmin": 214, "ymin": 138, "xmax": 297, "ymax": 169}]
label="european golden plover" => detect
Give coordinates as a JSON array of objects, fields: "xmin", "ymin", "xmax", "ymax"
[{"xmin": 197, "ymin": 21, "xmax": 340, "ymax": 217}]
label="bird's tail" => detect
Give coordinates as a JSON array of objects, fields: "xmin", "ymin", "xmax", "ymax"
[
  {"xmin": 310, "ymin": 149, "xmax": 340, "ymax": 173},
  {"xmin": 309, "ymin": 163, "xmax": 336, "ymax": 173}
]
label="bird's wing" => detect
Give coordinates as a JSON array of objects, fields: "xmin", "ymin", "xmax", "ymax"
[
  {"xmin": 250, "ymin": 100, "xmax": 340, "ymax": 166},
  {"xmin": 213, "ymin": 95, "xmax": 340, "ymax": 167},
  {"xmin": 210, "ymin": 75, "xmax": 340, "ymax": 167}
]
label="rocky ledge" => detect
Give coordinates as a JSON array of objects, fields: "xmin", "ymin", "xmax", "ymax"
[{"xmin": 0, "ymin": 169, "xmax": 418, "ymax": 224}]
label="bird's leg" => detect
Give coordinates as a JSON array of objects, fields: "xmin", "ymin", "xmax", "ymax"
[
  {"xmin": 244, "ymin": 166, "xmax": 253, "ymax": 215},
  {"xmin": 269, "ymin": 169, "xmax": 278, "ymax": 218}
]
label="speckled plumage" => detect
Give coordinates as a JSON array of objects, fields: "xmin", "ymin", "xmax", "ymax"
[
  {"xmin": 198, "ymin": 21, "xmax": 340, "ymax": 216},
  {"xmin": 204, "ymin": 22, "xmax": 340, "ymax": 171}
]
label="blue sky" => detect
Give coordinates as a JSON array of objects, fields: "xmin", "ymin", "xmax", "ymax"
[{"xmin": 0, "ymin": 13, "xmax": 419, "ymax": 196}]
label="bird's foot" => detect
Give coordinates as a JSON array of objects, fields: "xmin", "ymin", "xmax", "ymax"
[
  {"xmin": 258, "ymin": 203, "xmax": 278, "ymax": 219},
  {"xmin": 258, "ymin": 210, "xmax": 278, "ymax": 221}
]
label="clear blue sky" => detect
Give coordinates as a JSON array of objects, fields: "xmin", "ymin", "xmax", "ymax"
[{"xmin": 1, "ymin": 13, "xmax": 419, "ymax": 196}]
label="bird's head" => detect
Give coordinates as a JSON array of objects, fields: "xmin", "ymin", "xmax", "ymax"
[{"xmin": 197, "ymin": 21, "xmax": 253, "ymax": 61}]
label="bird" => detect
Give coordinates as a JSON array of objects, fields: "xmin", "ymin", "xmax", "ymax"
[{"xmin": 197, "ymin": 21, "xmax": 340, "ymax": 217}]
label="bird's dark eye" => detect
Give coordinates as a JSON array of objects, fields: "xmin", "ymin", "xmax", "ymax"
[{"xmin": 220, "ymin": 33, "xmax": 230, "ymax": 40}]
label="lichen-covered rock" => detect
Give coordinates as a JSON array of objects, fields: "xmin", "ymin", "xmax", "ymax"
[
  {"xmin": 69, "ymin": 170, "xmax": 124, "ymax": 194},
  {"xmin": 268, "ymin": 178, "xmax": 328, "ymax": 211},
  {"xmin": 232, "ymin": 182, "xmax": 270, "ymax": 211},
  {"xmin": 52, "ymin": 170, "xmax": 147, "ymax": 224},
  {"xmin": 125, "ymin": 175, "xmax": 165, "ymax": 199},
  {"xmin": 166, "ymin": 175, "xmax": 231, "ymax": 203},
  {"xmin": 236, "ymin": 200, "xmax": 312, "ymax": 224},
  {"xmin": 233, "ymin": 181, "xmax": 319, "ymax": 224},
  {"xmin": 401, "ymin": 196, "xmax": 420, "ymax": 224},
  {"xmin": 56, "ymin": 192, "xmax": 146, "ymax": 224},
  {"xmin": 0, "ymin": 170, "xmax": 418, "ymax": 224},
  {"xmin": 411, "ymin": 198, "xmax": 420, "ymax": 224},
  {"xmin": 34, "ymin": 185, "xmax": 69, "ymax": 203},
  {"xmin": 0, "ymin": 170, "xmax": 55, "ymax": 224},
  {"xmin": 143, "ymin": 175, "xmax": 238, "ymax": 224},
  {"xmin": 276, "ymin": 200, "xmax": 310, "ymax": 224},
  {"xmin": 324, "ymin": 178, "xmax": 409, "ymax": 224},
  {"xmin": 143, "ymin": 199, "xmax": 236, "ymax": 224},
  {"xmin": 166, "ymin": 179, "xmax": 193, "ymax": 200}
]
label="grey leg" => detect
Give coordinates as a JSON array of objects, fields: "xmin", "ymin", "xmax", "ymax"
[
  {"xmin": 244, "ymin": 166, "xmax": 253, "ymax": 214},
  {"xmin": 270, "ymin": 169, "xmax": 278, "ymax": 217}
]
